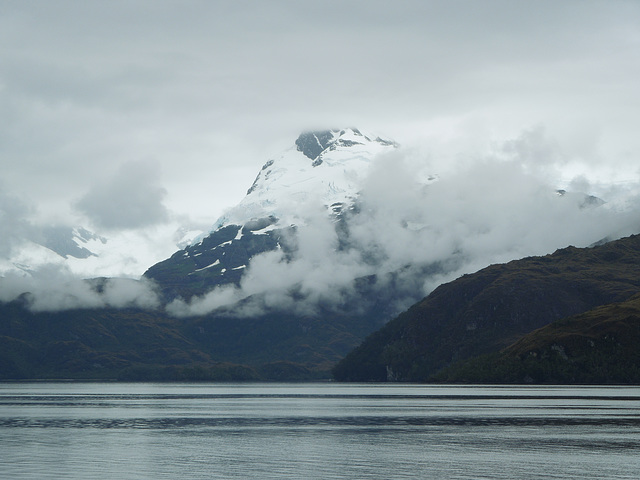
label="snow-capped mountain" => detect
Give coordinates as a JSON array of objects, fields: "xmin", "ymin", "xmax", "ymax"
[
  {"xmin": 3, "ymin": 127, "xmax": 637, "ymax": 383},
  {"xmin": 3, "ymin": 128, "xmax": 399, "ymax": 282},
  {"xmin": 144, "ymin": 128, "xmax": 399, "ymax": 301},
  {"xmin": 145, "ymin": 127, "xmax": 628, "ymax": 320},
  {"xmin": 210, "ymin": 128, "xmax": 398, "ymax": 232}
]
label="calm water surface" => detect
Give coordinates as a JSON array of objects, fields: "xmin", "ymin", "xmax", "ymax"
[{"xmin": 1, "ymin": 383, "xmax": 639, "ymax": 479}]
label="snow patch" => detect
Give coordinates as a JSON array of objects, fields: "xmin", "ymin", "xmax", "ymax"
[
  {"xmin": 191, "ymin": 259, "xmax": 221, "ymax": 273},
  {"xmin": 210, "ymin": 128, "xmax": 398, "ymax": 233}
]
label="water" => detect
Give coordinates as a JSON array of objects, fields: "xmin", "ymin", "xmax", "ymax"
[{"xmin": 1, "ymin": 383, "xmax": 639, "ymax": 479}]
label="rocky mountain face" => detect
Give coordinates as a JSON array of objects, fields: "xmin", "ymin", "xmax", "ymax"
[
  {"xmin": 0, "ymin": 227, "xmax": 104, "ymax": 273},
  {"xmin": 332, "ymin": 234, "xmax": 640, "ymax": 382},
  {"xmin": 38, "ymin": 226, "xmax": 103, "ymax": 259},
  {"xmin": 143, "ymin": 221, "xmax": 292, "ymax": 300}
]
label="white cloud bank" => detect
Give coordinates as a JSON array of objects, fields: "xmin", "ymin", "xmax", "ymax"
[
  {"xmin": 0, "ymin": 266, "xmax": 161, "ymax": 312},
  {"xmin": 167, "ymin": 129, "xmax": 640, "ymax": 318},
  {"xmin": 1, "ymin": 127, "xmax": 639, "ymax": 316}
]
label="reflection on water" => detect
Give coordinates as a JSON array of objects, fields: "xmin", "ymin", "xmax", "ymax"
[{"xmin": 1, "ymin": 383, "xmax": 639, "ymax": 479}]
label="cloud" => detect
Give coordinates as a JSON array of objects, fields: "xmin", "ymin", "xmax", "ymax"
[
  {"xmin": 0, "ymin": 265, "xmax": 161, "ymax": 312},
  {"xmin": 1, "ymin": 1, "xmax": 637, "ymax": 315},
  {"xmin": 166, "ymin": 199, "xmax": 374, "ymax": 318},
  {"xmin": 75, "ymin": 160, "xmax": 169, "ymax": 230},
  {"xmin": 1, "ymin": 0, "xmax": 639, "ymax": 229},
  {"xmin": 0, "ymin": 185, "xmax": 36, "ymax": 257},
  {"xmin": 167, "ymin": 129, "xmax": 640, "ymax": 318},
  {"xmin": 12, "ymin": 127, "xmax": 637, "ymax": 317}
]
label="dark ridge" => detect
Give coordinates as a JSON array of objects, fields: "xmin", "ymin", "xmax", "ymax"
[
  {"xmin": 434, "ymin": 293, "xmax": 640, "ymax": 384},
  {"xmin": 295, "ymin": 130, "xmax": 337, "ymax": 160},
  {"xmin": 333, "ymin": 234, "xmax": 640, "ymax": 382}
]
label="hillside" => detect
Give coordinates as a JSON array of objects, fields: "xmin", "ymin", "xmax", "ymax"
[
  {"xmin": 433, "ymin": 293, "xmax": 640, "ymax": 384},
  {"xmin": 332, "ymin": 234, "xmax": 640, "ymax": 382},
  {"xmin": 0, "ymin": 301, "xmax": 205, "ymax": 381},
  {"xmin": 0, "ymin": 297, "xmax": 378, "ymax": 381}
]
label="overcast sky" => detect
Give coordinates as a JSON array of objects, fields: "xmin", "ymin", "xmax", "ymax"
[{"xmin": 1, "ymin": 0, "xmax": 639, "ymax": 233}]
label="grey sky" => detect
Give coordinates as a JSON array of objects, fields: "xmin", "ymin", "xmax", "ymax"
[
  {"xmin": 74, "ymin": 160, "xmax": 169, "ymax": 230},
  {"xmin": 1, "ymin": 0, "xmax": 639, "ymax": 231}
]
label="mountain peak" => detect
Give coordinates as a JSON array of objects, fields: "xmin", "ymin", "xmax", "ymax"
[
  {"xmin": 295, "ymin": 130, "xmax": 340, "ymax": 162},
  {"xmin": 206, "ymin": 127, "xmax": 398, "ymax": 234},
  {"xmin": 295, "ymin": 128, "xmax": 397, "ymax": 166}
]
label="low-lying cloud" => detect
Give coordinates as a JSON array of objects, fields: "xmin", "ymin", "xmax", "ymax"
[
  {"xmin": 0, "ymin": 265, "xmax": 161, "ymax": 312},
  {"xmin": 4, "ymin": 128, "xmax": 640, "ymax": 318},
  {"xmin": 168, "ymin": 131, "xmax": 640, "ymax": 318}
]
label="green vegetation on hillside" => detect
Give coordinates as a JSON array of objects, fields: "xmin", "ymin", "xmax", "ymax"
[
  {"xmin": 0, "ymin": 297, "xmax": 378, "ymax": 381},
  {"xmin": 333, "ymin": 235, "xmax": 640, "ymax": 383},
  {"xmin": 434, "ymin": 293, "xmax": 640, "ymax": 384}
]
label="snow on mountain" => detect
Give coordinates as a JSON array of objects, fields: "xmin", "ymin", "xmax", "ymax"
[
  {"xmin": 210, "ymin": 128, "xmax": 398, "ymax": 232},
  {"xmin": 0, "ymin": 223, "xmax": 204, "ymax": 279},
  {"xmin": 39, "ymin": 226, "xmax": 105, "ymax": 259},
  {"xmin": 145, "ymin": 128, "xmax": 402, "ymax": 304},
  {"xmin": 0, "ymin": 128, "xmax": 402, "ymax": 284}
]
